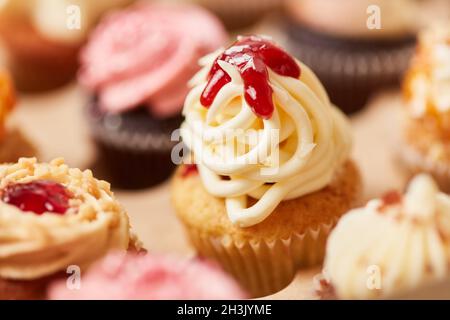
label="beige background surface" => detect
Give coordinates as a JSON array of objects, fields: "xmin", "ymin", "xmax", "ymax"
[{"xmin": 8, "ymin": 83, "xmax": 408, "ymax": 299}]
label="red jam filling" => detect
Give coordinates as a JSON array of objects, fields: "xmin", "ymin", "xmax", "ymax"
[
  {"xmin": 200, "ymin": 35, "xmax": 301, "ymax": 119},
  {"xmin": 1, "ymin": 180, "xmax": 73, "ymax": 215},
  {"xmin": 181, "ymin": 164, "xmax": 198, "ymax": 178}
]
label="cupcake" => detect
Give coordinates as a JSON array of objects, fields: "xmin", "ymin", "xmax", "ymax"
[
  {"xmin": 283, "ymin": 0, "xmax": 431, "ymax": 114},
  {"xmin": 0, "ymin": 69, "xmax": 36, "ymax": 162},
  {"xmin": 0, "ymin": 157, "xmax": 138, "ymax": 300},
  {"xmin": 48, "ymin": 252, "xmax": 247, "ymax": 299},
  {"xmin": 319, "ymin": 174, "xmax": 450, "ymax": 299},
  {"xmin": 400, "ymin": 24, "xmax": 450, "ymax": 192},
  {"xmin": 0, "ymin": 0, "xmax": 132, "ymax": 92},
  {"xmin": 171, "ymin": 35, "xmax": 362, "ymax": 297},
  {"xmin": 191, "ymin": 0, "xmax": 281, "ymax": 30},
  {"xmin": 79, "ymin": 2, "xmax": 228, "ymax": 189}
]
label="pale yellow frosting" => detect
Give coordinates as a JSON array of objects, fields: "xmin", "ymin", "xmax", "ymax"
[
  {"xmin": 324, "ymin": 174, "xmax": 450, "ymax": 299},
  {"xmin": 181, "ymin": 48, "xmax": 351, "ymax": 227},
  {"xmin": 0, "ymin": 158, "xmax": 130, "ymax": 280},
  {"xmin": 0, "ymin": 0, "xmax": 131, "ymax": 44}
]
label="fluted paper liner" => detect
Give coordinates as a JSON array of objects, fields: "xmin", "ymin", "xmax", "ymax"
[
  {"xmin": 399, "ymin": 143, "xmax": 450, "ymax": 193},
  {"xmin": 184, "ymin": 219, "xmax": 336, "ymax": 298}
]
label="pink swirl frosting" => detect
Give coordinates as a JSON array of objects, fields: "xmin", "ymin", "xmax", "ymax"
[
  {"xmin": 48, "ymin": 253, "xmax": 247, "ymax": 300},
  {"xmin": 79, "ymin": 3, "xmax": 227, "ymax": 118}
]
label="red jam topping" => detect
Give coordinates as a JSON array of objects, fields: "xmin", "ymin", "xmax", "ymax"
[
  {"xmin": 200, "ymin": 36, "xmax": 301, "ymax": 119},
  {"xmin": 181, "ymin": 164, "xmax": 198, "ymax": 178},
  {"xmin": 378, "ymin": 190, "xmax": 402, "ymax": 213},
  {"xmin": 1, "ymin": 181, "xmax": 73, "ymax": 215}
]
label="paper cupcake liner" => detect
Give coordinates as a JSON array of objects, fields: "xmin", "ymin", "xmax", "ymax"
[
  {"xmin": 184, "ymin": 219, "xmax": 336, "ymax": 298},
  {"xmin": 398, "ymin": 143, "xmax": 450, "ymax": 193},
  {"xmin": 285, "ymin": 23, "xmax": 416, "ymax": 114},
  {"xmin": 195, "ymin": 0, "xmax": 281, "ymax": 29},
  {"xmin": 86, "ymin": 102, "xmax": 181, "ymax": 190}
]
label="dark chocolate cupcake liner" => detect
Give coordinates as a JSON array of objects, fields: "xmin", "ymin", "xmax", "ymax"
[
  {"xmin": 285, "ymin": 22, "xmax": 416, "ymax": 114},
  {"xmin": 196, "ymin": 0, "xmax": 281, "ymax": 29},
  {"xmin": 86, "ymin": 102, "xmax": 182, "ymax": 190}
]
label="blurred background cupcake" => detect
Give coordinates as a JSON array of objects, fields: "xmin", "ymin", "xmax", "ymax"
[
  {"xmin": 187, "ymin": 0, "xmax": 282, "ymax": 30},
  {"xmin": 49, "ymin": 253, "xmax": 247, "ymax": 299},
  {"xmin": 400, "ymin": 23, "xmax": 450, "ymax": 192},
  {"xmin": 79, "ymin": 2, "xmax": 228, "ymax": 189},
  {"xmin": 318, "ymin": 174, "xmax": 450, "ymax": 299},
  {"xmin": 0, "ymin": 0, "xmax": 132, "ymax": 92},
  {"xmin": 0, "ymin": 69, "xmax": 36, "ymax": 161},
  {"xmin": 283, "ymin": 0, "xmax": 450, "ymax": 114}
]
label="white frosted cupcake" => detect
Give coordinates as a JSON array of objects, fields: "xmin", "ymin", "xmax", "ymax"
[
  {"xmin": 283, "ymin": 0, "xmax": 438, "ymax": 113},
  {"xmin": 172, "ymin": 35, "xmax": 362, "ymax": 297},
  {"xmin": 319, "ymin": 174, "xmax": 450, "ymax": 299}
]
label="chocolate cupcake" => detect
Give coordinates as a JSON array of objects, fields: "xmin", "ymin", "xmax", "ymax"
[
  {"xmin": 79, "ymin": 2, "xmax": 228, "ymax": 189},
  {"xmin": 283, "ymin": 0, "xmax": 431, "ymax": 114},
  {"xmin": 0, "ymin": 0, "xmax": 132, "ymax": 92}
]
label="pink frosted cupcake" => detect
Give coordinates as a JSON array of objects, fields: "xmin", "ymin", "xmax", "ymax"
[
  {"xmin": 48, "ymin": 253, "xmax": 247, "ymax": 300},
  {"xmin": 79, "ymin": 2, "xmax": 228, "ymax": 189}
]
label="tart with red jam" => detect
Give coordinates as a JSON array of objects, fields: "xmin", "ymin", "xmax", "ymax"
[{"xmin": 0, "ymin": 157, "xmax": 138, "ymax": 300}]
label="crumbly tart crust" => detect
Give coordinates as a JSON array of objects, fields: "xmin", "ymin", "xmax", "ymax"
[
  {"xmin": 171, "ymin": 160, "xmax": 362, "ymax": 297},
  {"xmin": 0, "ymin": 158, "xmax": 139, "ymax": 300}
]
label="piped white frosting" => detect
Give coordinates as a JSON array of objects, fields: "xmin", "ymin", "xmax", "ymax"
[
  {"xmin": 324, "ymin": 174, "xmax": 450, "ymax": 299},
  {"xmin": 181, "ymin": 50, "xmax": 351, "ymax": 227}
]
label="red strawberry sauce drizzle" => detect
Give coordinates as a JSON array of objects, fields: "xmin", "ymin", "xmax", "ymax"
[
  {"xmin": 181, "ymin": 164, "xmax": 198, "ymax": 177},
  {"xmin": 200, "ymin": 36, "xmax": 301, "ymax": 119},
  {"xmin": 1, "ymin": 180, "xmax": 73, "ymax": 215}
]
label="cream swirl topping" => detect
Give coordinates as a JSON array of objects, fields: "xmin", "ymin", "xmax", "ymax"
[
  {"xmin": 0, "ymin": 158, "xmax": 130, "ymax": 280},
  {"xmin": 324, "ymin": 174, "xmax": 450, "ymax": 299},
  {"xmin": 181, "ymin": 38, "xmax": 352, "ymax": 227}
]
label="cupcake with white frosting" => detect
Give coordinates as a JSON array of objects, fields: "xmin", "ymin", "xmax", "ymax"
[
  {"xmin": 171, "ymin": 35, "xmax": 362, "ymax": 297},
  {"xmin": 0, "ymin": 0, "xmax": 132, "ymax": 91},
  {"xmin": 400, "ymin": 23, "xmax": 450, "ymax": 191},
  {"xmin": 320, "ymin": 174, "xmax": 450, "ymax": 299},
  {"xmin": 0, "ymin": 157, "xmax": 138, "ymax": 300}
]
